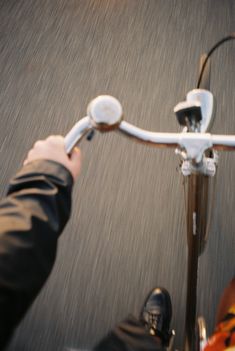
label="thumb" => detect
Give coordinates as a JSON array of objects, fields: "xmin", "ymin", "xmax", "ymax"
[{"xmin": 70, "ymin": 147, "xmax": 81, "ymax": 163}]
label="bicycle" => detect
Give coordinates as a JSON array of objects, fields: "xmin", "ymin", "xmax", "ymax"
[{"xmin": 64, "ymin": 34, "xmax": 235, "ymax": 351}]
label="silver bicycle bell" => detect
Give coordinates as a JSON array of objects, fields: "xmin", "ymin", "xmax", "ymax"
[{"xmin": 87, "ymin": 95, "xmax": 123, "ymax": 131}]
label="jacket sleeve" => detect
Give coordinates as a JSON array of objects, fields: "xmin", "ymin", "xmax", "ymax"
[
  {"xmin": 0, "ymin": 159, "xmax": 73, "ymax": 349},
  {"xmin": 93, "ymin": 315, "xmax": 165, "ymax": 351}
]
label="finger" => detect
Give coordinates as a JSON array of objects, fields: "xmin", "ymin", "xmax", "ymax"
[
  {"xmin": 26, "ymin": 149, "xmax": 36, "ymax": 159},
  {"xmin": 47, "ymin": 135, "xmax": 64, "ymax": 144},
  {"xmin": 33, "ymin": 140, "xmax": 44, "ymax": 149}
]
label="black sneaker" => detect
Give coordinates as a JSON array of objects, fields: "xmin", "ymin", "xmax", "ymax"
[{"xmin": 140, "ymin": 287, "xmax": 173, "ymax": 346}]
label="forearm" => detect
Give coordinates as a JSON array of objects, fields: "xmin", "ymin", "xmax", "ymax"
[{"xmin": 0, "ymin": 160, "xmax": 73, "ymax": 348}]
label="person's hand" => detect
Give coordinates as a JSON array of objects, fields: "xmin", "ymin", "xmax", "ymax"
[{"xmin": 23, "ymin": 135, "xmax": 81, "ymax": 181}]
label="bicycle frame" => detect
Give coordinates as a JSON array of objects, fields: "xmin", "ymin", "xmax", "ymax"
[
  {"xmin": 184, "ymin": 173, "xmax": 210, "ymax": 351},
  {"xmin": 64, "ymin": 93, "xmax": 235, "ymax": 351}
]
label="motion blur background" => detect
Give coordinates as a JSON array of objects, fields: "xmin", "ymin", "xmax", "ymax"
[{"xmin": 0, "ymin": 0, "xmax": 235, "ymax": 350}]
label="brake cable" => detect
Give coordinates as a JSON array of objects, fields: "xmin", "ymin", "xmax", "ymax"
[{"xmin": 197, "ymin": 33, "xmax": 235, "ymax": 89}]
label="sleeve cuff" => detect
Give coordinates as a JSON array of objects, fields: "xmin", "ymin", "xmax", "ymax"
[{"xmin": 11, "ymin": 159, "xmax": 74, "ymax": 187}]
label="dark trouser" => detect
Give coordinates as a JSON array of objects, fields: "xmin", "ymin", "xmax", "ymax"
[{"xmin": 93, "ymin": 315, "xmax": 164, "ymax": 351}]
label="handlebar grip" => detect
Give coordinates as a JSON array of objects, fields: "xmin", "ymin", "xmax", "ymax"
[{"xmin": 65, "ymin": 116, "xmax": 92, "ymax": 154}]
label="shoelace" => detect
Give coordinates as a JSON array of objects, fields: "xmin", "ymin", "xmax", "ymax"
[
  {"xmin": 145, "ymin": 311, "xmax": 162, "ymax": 335},
  {"xmin": 143, "ymin": 310, "xmax": 172, "ymax": 346}
]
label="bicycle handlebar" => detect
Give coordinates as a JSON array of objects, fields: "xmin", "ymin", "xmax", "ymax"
[
  {"xmin": 119, "ymin": 121, "xmax": 235, "ymax": 152},
  {"xmin": 65, "ymin": 116, "xmax": 93, "ymax": 153},
  {"xmin": 64, "ymin": 95, "xmax": 235, "ymax": 162}
]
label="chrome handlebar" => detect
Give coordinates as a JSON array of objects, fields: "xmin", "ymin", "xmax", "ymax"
[{"xmin": 65, "ymin": 95, "xmax": 235, "ymax": 162}]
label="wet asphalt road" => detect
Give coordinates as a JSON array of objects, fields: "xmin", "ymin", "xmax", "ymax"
[{"xmin": 0, "ymin": 1, "xmax": 235, "ymax": 350}]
